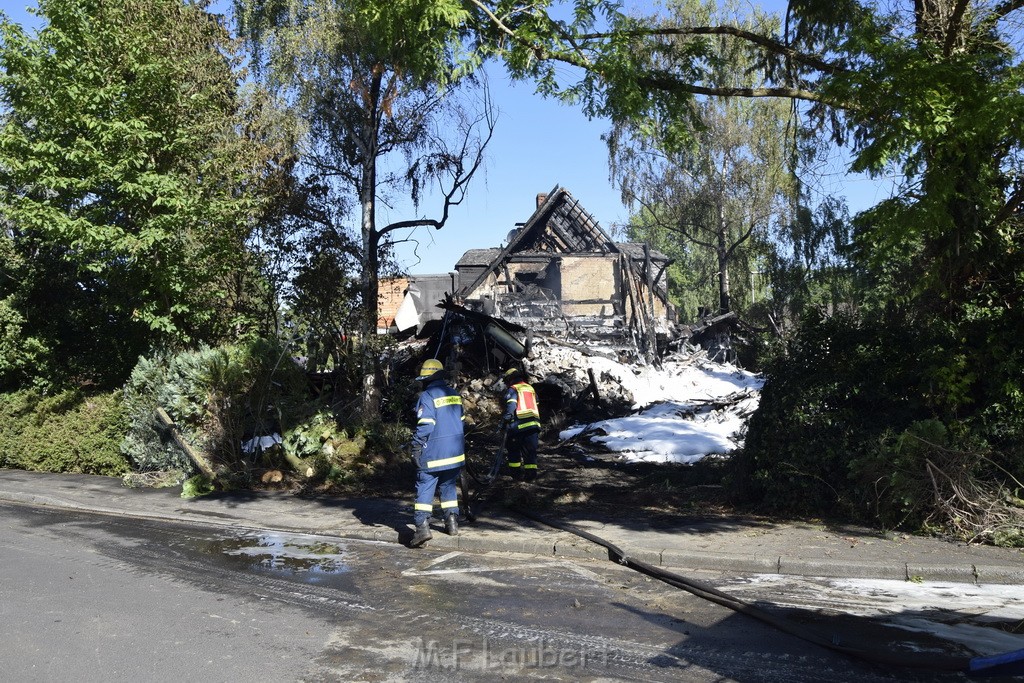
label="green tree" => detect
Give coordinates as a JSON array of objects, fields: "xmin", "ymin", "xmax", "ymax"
[
  {"xmin": 235, "ymin": 0, "xmax": 495, "ymax": 416},
  {"xmin": 464, "ymin": 0, "xmax": 1023, "ymax": 279},
  {"xmin": 758, "ymin": 193, "xmax": 857, "ymax": 338},
  {"xmin": 607, "ymin": 0, "xmax": 796, "ymax": 320},
  {"xmin": 459, "ymin": 0, "xmax": 1023, "ymax": 530},
  {"xmin": 235, "ymin": 0, "xmax": 494, "ymax": 339},
  {"xmin": 285, "ymin": 219, "xmax": 363, "ymax": 374},
  {"xmin": 0, "ymin": 0, "xmax": 289, "ymax": 387}
]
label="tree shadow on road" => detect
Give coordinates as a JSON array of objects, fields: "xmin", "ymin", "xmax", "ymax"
[{"xmin": 610, "ymin": 598, "xmax": 976, "ymax": 681}]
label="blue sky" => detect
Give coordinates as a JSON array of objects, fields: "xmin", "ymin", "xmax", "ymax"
[
  {"xmin": 386, "ymin": 64, "xmax": 894, "ymax": 275},
  {"xmin": 2, "ymin": 0, "xmax": 893, "ymax": 275},
  {"xmin": 388, "ymin": 71, "xmax": 895, "ymax": 277},
  {"xmin": 382, "ymin": 68, "xmax": 636, "ymax": 275}
]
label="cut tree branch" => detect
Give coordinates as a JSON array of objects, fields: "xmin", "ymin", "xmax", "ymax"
[
  {"xmin": 580, "ymin": 25, "xmax": 843, "ymax": 75},
  {"xmin": 637, "ymin": 73, "xmax": 822, "ymax": 102},
  {"xmin": 991, "ymin": 185, "xmax": 1024, "ymax": 226},
  {"xmin": 991, "ymin": 0, "xmax": 1024, "ymax": 23}
]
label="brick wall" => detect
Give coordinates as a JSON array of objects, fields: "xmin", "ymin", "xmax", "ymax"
[{"xmin": 377, "ymin": 277, "xmax": 408, "ymax": 330}]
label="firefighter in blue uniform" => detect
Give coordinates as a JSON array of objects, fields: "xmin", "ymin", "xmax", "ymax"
[
  {"xmin": 409, "ymin": 358, "xmax": 465, "ymax": 547},
  {"xmin": 500, "ymin": 367, "xmax": 541, "ymax": 482}
]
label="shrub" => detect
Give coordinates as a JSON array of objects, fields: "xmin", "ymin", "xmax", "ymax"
[
  {"xmin": 120, "ymin": 337, "xmax": 416, "ymax": 490},
  {"xmin": 732, "ymin": 310, "xmax": 929, "ymax": 518},
  {"xmin": 181, "ymin": 474, "xmax": 215, "ymax": 499},
  {"xmin": 0, "ymin": 389, "xmax": 129, "ymax": 475},
  {"xmin": 121, "ymin": 339, "xmax": 310, "ymax": 477},
  {"xmin": 281, "ymin": 411, "xmax": 411, "ymax": 487},
  {"xmin": 733, "ymin": 308, "xmax": 1024, "ymax": 545},
  {"xmin": 858, "ymin": 423, "xmax": 1024, "ymax": 543},
  {"xmin": 120, "ymin": 353, "xmax": 191, "ymax": 473},
  {"xmin": 0, "ymin": 297, "xmax": 49, "ymax": 390}
]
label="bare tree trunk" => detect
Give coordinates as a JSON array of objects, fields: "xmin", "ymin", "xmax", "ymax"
[
  {"xmin": 717, "ymin": 201, "xmax": 731, "ymax": 313},
  {"xmin": 359, "ymin": 158, "xmax": 381, "ymax": 420},
  {"xmin": 358, "ymin": 71, "xmax": 382, "ymax": 420},
  {"xmin": 360, "ymin": 174, "xmax": 379, "ymax": 335}
]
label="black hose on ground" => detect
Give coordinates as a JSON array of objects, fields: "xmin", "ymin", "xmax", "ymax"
[{"xmin": 507, "ymin": 503, "xmax": 992, "ymax": 676}]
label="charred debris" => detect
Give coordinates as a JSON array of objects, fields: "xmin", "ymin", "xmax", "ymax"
[
  {"xmin": 388, "ymin": 297, "xmax": 756, "ymax": 439},
  {"xmin": 381, "ymin": 185, "xmax": 760, "ymax": 434}
]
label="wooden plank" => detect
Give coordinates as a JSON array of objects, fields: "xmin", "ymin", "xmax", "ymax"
[
  {"xmin": 587, "ymin": 368, "xmax": 601, "ymax": 405},
  {"xmin": 644, "ymin": 243, "xmax": 659, "ymax": 363},
  {"xmin": 155, "ymin": 407, "xmax": 217, "ymax": 480}
]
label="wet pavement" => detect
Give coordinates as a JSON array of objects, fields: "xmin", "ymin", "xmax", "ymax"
[
  {"xmin": 0, "ymin": 468, "xmax": 1020, "ymax": 585},
  {"xmin": 3, "ymin": 468, "xmax": 1024, "ymax": 679},
  {"xmin": 5, "ymin": 502, "xmax": 935, "ymax": 682}
]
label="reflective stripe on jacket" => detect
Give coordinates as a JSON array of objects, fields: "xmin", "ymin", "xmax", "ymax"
[
  {"xmin": 504, "ymin": 381, "xmax": 540, "ymax": 432},
  {"xmin": 413, "ymin": 379, "xmax": 466, "ymax": 472}
]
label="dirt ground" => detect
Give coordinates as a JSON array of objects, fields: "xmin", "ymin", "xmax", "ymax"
[
  {"xmin": 307, "ymin": 427, "xmax": 743, "ymax": 523},
  {"xmin": 474, "ymin": 441, "xmax": 737, "ymax": 517}
]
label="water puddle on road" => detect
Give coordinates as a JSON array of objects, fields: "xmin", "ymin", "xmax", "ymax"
[{"xmin": 199, "ymin": 531, "xmax": 352, "ymax": 585}]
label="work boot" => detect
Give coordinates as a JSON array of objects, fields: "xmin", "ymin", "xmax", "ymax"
[
  {"xmin": 524, "ymin": 469, "xmax": 537, "ymax": 483},
  {"xmin": 444, "ymin": 514, "xmax": 459, "ymax": 537},
  {"xmin": 410, "ymin": 522, "xmax": 432, "ymax": 547}
]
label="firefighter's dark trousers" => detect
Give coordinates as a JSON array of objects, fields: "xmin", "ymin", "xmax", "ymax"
[
  {"xmin": 414, "ymin": 467, "xmax": 460, "ymax": 526},
  {"xmin": 506, "ymin": 428, "xmax": 539, "ymax": 477}
]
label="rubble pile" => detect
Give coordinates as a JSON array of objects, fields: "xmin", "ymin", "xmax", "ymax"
[
  {"xmin": 523, "ymin": 337, "xmax": 646, "ymax": 410},
  {"xmin": 524, "ymin": 336, "xmax": 722, "ymax": 411},
  {"xmin": 390, "ymin": 316, "xmax": 764, "ymax": 464},
  {"xmin": 397, "ymin": 329, "xmax": 731, "ymax": 411},
  {"xmin": 456, "ymin": 376, "xmax": 507, "ymax": 432},
  {"xmin": 461, "ymin": 336, "xmax": 726, "ymax": 426}
]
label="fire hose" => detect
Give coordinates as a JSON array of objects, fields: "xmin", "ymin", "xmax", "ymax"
[
  {"xmin": 481, "ymin": 499, "xmax": 1023, "ymax": 677},
  {"xmin": 457, "ymin": 428, "xmax": 1022, "ymax": 675}
]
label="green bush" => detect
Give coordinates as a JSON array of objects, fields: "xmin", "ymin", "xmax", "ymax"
[
  {"xmin": 851, "ymin": 420, "xmax": 1024, "ymax": 539},
  {"xmin": 120, "ymin": 353, "xmax": 191, "ymax": 473},
  {"xmin": 121, "ymin": 339, "xmax": 310, "ymax": 476},
  {"xmin": 0, "ymin": 389, "xmax": 129, "ymax": 475},
  {"xmin": 364, "ymin": 419, "xmax": 413, "ymax": 467},
  {"xmin": 119, "ymin": 337, "xmax": 418, "ymax": 489},
  {"xmin": 850, "ymin": 419, "xmax": 952, "ymax": 528},
  {"xmin": 733, "ymin": 311, "xmax": 929, "ymax": 517},
  {"xmin": 181, "ymin": 474, "xmax": 215, "ymax": 499},
  {"xmin": 0, "ymin": 296, "xmax": 49, "ymax": 391},
  {"xmin": 281, "ymin": 411, "xmax": 411, "ymax": 487},
  {"xmin": 733, "ymin": 307, "xmax": 1024, "ymax": 543}
]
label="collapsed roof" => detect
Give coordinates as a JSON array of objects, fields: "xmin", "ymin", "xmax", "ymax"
[
  {"xmin": 383, "ymin": 185, "xmax": 680, "ymax": 363},
  {"xmin": 453, "ymin": 185, "xmax": 678, "ymax": 359}
]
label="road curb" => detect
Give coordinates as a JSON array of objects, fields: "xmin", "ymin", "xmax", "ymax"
[{"xmin": 2, "ymin": 483, "xmax": 1022, "ymax": 584}]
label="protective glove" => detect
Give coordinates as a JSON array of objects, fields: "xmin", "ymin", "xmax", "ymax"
[{"xmin": 410, "ymin": 441, "xmax": 423, "ymax": 461}]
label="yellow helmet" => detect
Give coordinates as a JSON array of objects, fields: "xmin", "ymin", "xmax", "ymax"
[{"xmin": 416, "ymin": 358, "xmax": 444, "ymax": 381}]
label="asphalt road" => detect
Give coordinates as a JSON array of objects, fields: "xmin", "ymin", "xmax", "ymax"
[{"xmin": 0, "ymin": 502, "xmax": 972, "ymax": 682}]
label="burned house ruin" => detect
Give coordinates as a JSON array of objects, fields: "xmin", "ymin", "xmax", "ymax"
[{"xmin": 383, "ymin": 186, "xmax": 679, "ymax": 360}]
